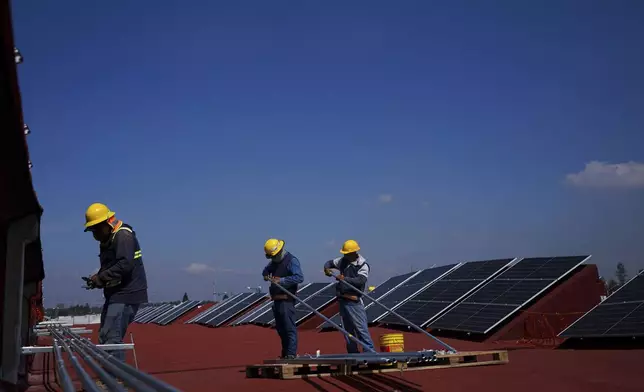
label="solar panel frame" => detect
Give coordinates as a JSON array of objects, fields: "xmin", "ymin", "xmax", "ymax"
[
  {"xmin": 558, "ymin": 270, "xmax": 644, "ymax": 338},
  {"xmin": 149, "ymin": 301, "xmax": 193, "ymax": 324},
  {"xmin": 154, "ymin": 300, "xmax": 203, "ymax": 325},
  {"xmin": 142, "ymin": 303, "xmax": 180, "ymax": 324},
  {"xmin": 133, "ymin": 306, "xmax": 157, "ymax": 322},
  {"xmin": 236, "ymin": 283, "xmax": 312, "ymax": 325},
  {"xmin": 253, "ymin": 282, "xmax": 328, "ymax": 325},
  {"xmin": 317, "ymin": 271, "xmax": 422, "ymax": 329},
  {"xmin": 379, "ymin": 258, "xmax": 515, "ymax": 328},
  {"xmin": 430, "ymin": 255, "xmax": 590, "ymax": 334},
  {"xmin": 185, "ymin": 294, "xmax": 243, "ymax": 324},
  {"xmin": 205, "ymin": 293, "xmax": 268, "ymax": 327},
  {"xmin": 293, "ymin": 283, "xmax": 337, "ymax": 324},
  {"xmin": 199, "ymin": 293, "xmax": 255, "ymax": 325},
  {"xmin": 136, "ymin": 303, "xmax": 174, "ymax": 323},
  {"xmin": 370, "ymin": 264, "xmax": 462, "ymax": 323}
]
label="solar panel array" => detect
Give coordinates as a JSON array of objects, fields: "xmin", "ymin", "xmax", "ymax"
[
  {"xmin": 429, "ymin": 256, "xmax": 589, "ymax": 334},
  {"xmin": 230, "ymin": 283, "xmax": 314, "ymax": 326},
  {"xmin": 150, "ymin": 300, "xmax": 202, "ymax": 325},
  {"xmin": 135, "ymin": 303, "xmax": 174, "ymax": 323},
  {"xmin": 293, "ymin": 283, "xmax": 337, "ymax": 324},
  {"xmin": 559, "ymin": 270, "xmax": 644, "ymax": 338},
  {"xmin": 185, "ymin": 294, "xmax": 243, "ymax": 324},
  {"xmin": 367, "ymin": 264, "xmax": 459, "ymax": 323},
  {"xmin": 204, "ymin": 293, "xmax": 267, "ymax": 327},
  {"xmin": 253, "ymin": 282, "xmax": 329, "ymax": 325},
  {"xmin": 379, "ymin": 259, "xmax": 513, "ymax": 327},
  {"xmin": 319, "ymin": 271, "xmax": 420, "ymax": 329},
  {"xmin": 196, "ymin": 293, "xmax": 254, "ymax": 325},
  {"xmin": 133, "ymin": 305, "xmax": 157, "ymax": 321}
]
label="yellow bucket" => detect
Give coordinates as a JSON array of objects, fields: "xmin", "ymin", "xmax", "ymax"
[{"xmin": 379, "ymin": 333, "xmax": 404, "ymax": 353}]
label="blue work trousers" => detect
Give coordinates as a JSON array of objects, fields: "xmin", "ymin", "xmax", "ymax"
[
  {"xmin": 272, "ymin": 300, "xmax": 298, "ymax": 357},
  {"xmin": 338, "ymin": 298, "xmax": 376, "ymax": 353},
  {"xmin": 99, "ymin": 302, "xmax": 139, "ymax": 362}
]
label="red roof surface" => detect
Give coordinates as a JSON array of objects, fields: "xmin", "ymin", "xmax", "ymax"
[{"xmin": 29, "ymin": 323, "xmax": 643, "ymax": 392}]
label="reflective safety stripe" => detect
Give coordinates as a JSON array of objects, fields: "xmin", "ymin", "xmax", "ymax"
[{"xmin": 134, "ymin": 250, "xmax": 142, "ymax": 259}]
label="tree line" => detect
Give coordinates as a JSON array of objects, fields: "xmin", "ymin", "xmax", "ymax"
[{"xmin": 603, "ymin": 262, "xmax": 642, "ymax": 295}]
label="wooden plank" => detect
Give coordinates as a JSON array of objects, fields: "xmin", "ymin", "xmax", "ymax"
[{"xmin": 246, "ymin": 350, "xmax": 509, "ymax": 379}]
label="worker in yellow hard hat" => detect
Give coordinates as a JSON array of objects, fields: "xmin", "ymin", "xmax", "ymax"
[
  {"xmin": 323, "ymin": 239, "xmax": 376, "ymax": 353},
  {"xmin": 83, "ymin": 203, "xmax": 148, "ymax": 363},
  {"xmin": 262, "ymin": 238, "xmax": 304, "ymax": 359}
]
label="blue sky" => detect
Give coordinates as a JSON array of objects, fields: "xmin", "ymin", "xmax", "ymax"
[{"xmin": 12, "ymin": 1, "xmax": 644, "ymax": 306}]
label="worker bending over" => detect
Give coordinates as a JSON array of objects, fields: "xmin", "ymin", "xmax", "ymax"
[
  {"xmin": 262, "ymin": 238, "xmax": 304, "ymax": 359},
  {"xmin": 84, "ymin": 203, "xmax": 148, "ymax": 362},
  {"xmin": 324, "ymin": 240, "xmax": 376, "ymax": 353}
]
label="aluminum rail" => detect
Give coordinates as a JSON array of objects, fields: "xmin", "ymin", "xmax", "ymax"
[
  {"xmin": 332, "ymin": 275, "xmax": 458, "ymax": 353},
  {"xmin": 64, "ymin": 328, "xmax": 182, "ymax": 392},
  {"xmin": 48, "ymin": 327, "xmax": 102, "ymax": 392},
  {"xmin": 271, "ymin": 281, "xmax": 375, "ymax": 353},
  {"xmin": 52, "ymin": 339, "xmax": 75, "ymax": 392}
]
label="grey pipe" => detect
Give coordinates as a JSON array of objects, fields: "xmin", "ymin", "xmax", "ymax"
[
  {"xmin": 48, "ymin": 327, "xmax": 102, "ymax": 392},
  {"xmin": 52, "ymin": 339, "xmax": 75, "ymax": 392}
]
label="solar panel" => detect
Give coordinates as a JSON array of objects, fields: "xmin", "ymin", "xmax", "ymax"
[
  {"xmin": 136, "ymin": 303, "xmax": 174, "ymax": 323},
  {"xmin": 133, "ymin": 305, "xmax": 156, "ymax": 322},
  {"xmin": 252, "ymin": 282, "xmax": 328, "ymax": 325},
  {"xmin": 152, "ymin": 300, "xmax": 202, "ymax": 325},
  {"xmin": 379, "ymin": 259, "xmax": 514, "ymax": 327},
  {"xmin": 559, "ymin": 271, "xmax": 644, "ymax": 338},
  {"xmin": 367, "ymin": 264, "xmax": 459, "ymax": 323},
  {"xmin": 197, "ymin": 293, "xmax": 254, "ymax": 325},
  {"xmin": 235, "ymin": 283, "xmax": 313, "ymax": 325},
  {"xmin": 318, "ymin": 271, "xmax": 420, "ymax": 329},
  {"xmin": 204, "ymin": 293, "xmax": 267, "ymax": 327},
  {"xmin": 293, "ymin": 284, "xmax": 337, "ymax": 324},
  {"xmin": 430, "ymin": 255, "xmax": 589, "ymax": 334},
  {"xmin": 185, "ymin": 294, "xmax": 243, "ymax": 324}
]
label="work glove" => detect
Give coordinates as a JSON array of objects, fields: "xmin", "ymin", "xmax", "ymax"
[
  {"xmin": 263, "ymin": 275, "xmax": 271, "ymax": 282},
  {"xmin": 271, "ymin": 276, "xmax": 281, "ymax": 284},
  {"xmin": 324, "ymin": 268, "xmax": 333, "ymax": 277},
  {"xmin": 335, "ymin": 274, "xmax": 345, "ymax": 281},
  {"xmin": 81, "ymin": 275, "xmax": 98, "ymax": 290}
]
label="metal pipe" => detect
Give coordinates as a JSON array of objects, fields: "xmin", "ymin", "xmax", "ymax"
[
  {"xmin": 64, "ymin": 329, "xmax": 182, "ymax": 392},
  {"xmin": 52, "ymin": 339, "xmax": 75, "ymax": 392},
  {"xmin": 48, "ymin": 328, "xmax": 102, "ymax": 392},
  {"xmin": 334, "ymin": 275, "xmax": 458, "ymax": 352},
  {"xmin": 271, "ymin": 281, "xmax": 375, "ymax": 353},
  {"xmin": 67, "ymin": 340, "xmax": 129, "ymax": 392}
]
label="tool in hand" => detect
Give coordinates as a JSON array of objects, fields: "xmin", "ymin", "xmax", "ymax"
[
  {"xmin": 328, "ymin": 272, "xmax": 457, "ymax": 353},
  {"xmin": 81, "ymin": 276, "xmax": 97, "ymax": 290}
]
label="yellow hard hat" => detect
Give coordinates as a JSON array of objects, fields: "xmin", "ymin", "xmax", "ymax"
[
  {"xmin": 84, "ymin": 203, "xmax": 115, "ymax": 231},
  {"xmin": 340, "ymin": 239, "xmax": 360, "ymax": 254},
  {"xmin": 264, "ymin": 238, "xmax": 285, "ymax": 257}
]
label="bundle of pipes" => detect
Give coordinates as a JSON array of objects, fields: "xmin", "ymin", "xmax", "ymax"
[{"xmin": 44, "ymin": 325, "xmax": 182, "ymax": 392}]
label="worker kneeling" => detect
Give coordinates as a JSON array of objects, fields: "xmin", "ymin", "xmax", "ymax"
[
  {"xmin": 324, "ymin": 240, "xmax": 376, "ymax": 353},
  {"xmin": 83, "ymin": 203, "xmax": 148, "ymax": 362},
  {"xmin": 262, "ymin": 239, "xmax": 304, "ymax": 359}
]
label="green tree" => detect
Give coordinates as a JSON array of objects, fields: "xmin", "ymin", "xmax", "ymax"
[
  {"xmin": 182, "ymin": 292, "xmax": 189, "ymax": 302},
  {"xmin": 616, "ymin": 263, "xmax": 628, "ymax": 286}
]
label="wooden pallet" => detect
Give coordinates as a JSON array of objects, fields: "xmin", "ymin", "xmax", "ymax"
[{"xmin": 246, "ymin": 350, "xmax": 509, "ymax": 379}]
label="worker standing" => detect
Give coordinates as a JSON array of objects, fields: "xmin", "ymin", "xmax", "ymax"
[
  {"xmin": 262, "ymin": 238, "xmax": 304, "ymax": 359},
  {"xmin": 324, "ymin": 239, "xmax": 376, "ymax": 353},
  {"xmin": 83, "ymin": 203, "xmax": 148, "ymax": 362}
]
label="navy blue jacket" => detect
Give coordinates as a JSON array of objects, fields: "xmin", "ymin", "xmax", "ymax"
[
  {"xmin": 324, "ymin": 254, "xmax": 370, "ymax": 298},
  {"xmin": 262, "ymin": 252, "xmax": 304, "ymax": 300},
  {"xmin": 97, "ymin": 223, "xmax": 148, "ymax": 304}
]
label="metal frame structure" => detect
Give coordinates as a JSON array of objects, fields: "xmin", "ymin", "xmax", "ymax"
[
  {"xmin": 371, "ymin": 264, "xmax": 463, "ymax": 323},
  {"xmin": 185, "ymin": 294, "xmax": 243, "ymax": 324},
  {"xmin": 558, "ymin": 268, "xmax": 644, "ymax": 338},
  {"xmin": 430, "ymin": 256, "xmax": 591, "ymax": 334},
  {"xmin": 200, "ymin": 293, "xmax": 255, "ymax": 325},
  {"xmin": 135, "ymin": 303, "xmax": 174, "ymax": 323},
  {"xmin": 151, "ymin": 300, "xmax": 202, "ymax": 325},
  {"xmin": 205, "ymin": 293, "xmax": 268, "ymax": 327},
  {"xmin": 294, "ymin": 283, "xmax": 337, "ymax": 324}
]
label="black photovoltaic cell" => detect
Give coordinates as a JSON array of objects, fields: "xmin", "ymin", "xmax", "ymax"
[
  {"xmin": 252, "ymin": 283, "xmax": 329, "ymax": 325},
  {"xmin": 559, "ymin": 272, "xmax": 644, "ymax": 338},
  {"xmin": 319, "ymin": 271, "xmax": 419, "ymax": 329},
  {"xmin": 133, "ymin": 306, "xmax": 156, "ymax": 322},
  {"xmin": 197, "ymin": 293, "xmax": 252, "ymax": 324},
  {"xmin": 293, "ymin": 284, "xmax": 337, "ymax": 324},
  {"xmin": 231, "ymin": 299, "xmax": 273, "ymax": 325},
  {"xmin": 153, "ymin": 301, "xmax": 202, "ymax": 325},
  {"xmin": 186, "ymin": 295, "xmax": 240, "ymax": 324},
  {"xmin": 136, "ymin": 304, "xmax": 173, "ymax": 323},
  {"xmin": 367, "ymin": 265, "xmax": 457, "ymax": 323},
  {"xmin": 430, "ymin": 256, "xmax": 588, "ymax": 334},
  {"xmin": 205, "ymin": 293, "xmax": 267, "ymax": 327},
  {"xmin": 379, "ymin": 259, "xmax": 512, "ymax": 327}
]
